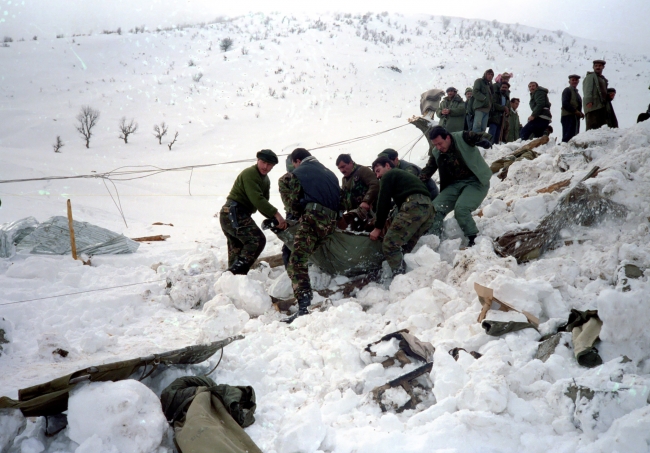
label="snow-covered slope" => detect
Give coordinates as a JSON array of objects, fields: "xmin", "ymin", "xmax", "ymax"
[{"xmin": 1, "ymin": 12, "xmax": 650, "ymax": 453}]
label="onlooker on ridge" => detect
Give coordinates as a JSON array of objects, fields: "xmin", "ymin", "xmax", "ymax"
[
  {"xmin": 520, "ymin": 82, "xmax": 552, "ymax": 140},
  {"xmin": 561, "ymin": 74, "xmax": 584, "ymax": 142},
  {"xmin": 471, "ymin": 69, "xmax": 495, "ymax": 134}
]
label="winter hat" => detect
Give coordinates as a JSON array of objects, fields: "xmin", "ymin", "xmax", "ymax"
[
  {"xmin": 446, "ymin": 87, "xmax": 458, "ymax": 93},
  {"xmin": 465, "ymin": 87, "xmax": 473, "ymax": 94},
  {"xmin": 378, "ymin": 148, "xmax": 398, "ymax": 160},
  {"xmin": 257, "ymin": 149, "xmax": 279, "ymax": 165},
  {"xmin": 607, "ymin": 88, "xmax": 616, "ymax": 93},
  {"xmin": 568, "ymin": 74, "xmax": 581, "ymax": 79},
  {"xmin": 593, "ymin": 59, "xmax": 606, "ymax": 65}
]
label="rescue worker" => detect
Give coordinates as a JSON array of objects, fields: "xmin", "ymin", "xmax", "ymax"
[
  {"xmin": 377, "ymin": 148, "xmax": 439, "ymax": 199},
  {"xmin": 420, "ymin": 126, "xmax": 492, "ymax": 248},
  {"xmin": 220, "ymin": 150, "xmax": 286, "ymax": 274},
  {"xmin": 369, "ymin": 156, "xmax": 433, "ymax": 275},
  {"xmin": 279, "ymin": 148, "xmax": 340, "ymax": 321},
  {"xmin": 336, "ymin": 154, "xmax": 379, "ymax": 231},
  {"xmin": 561, "ymin": 74, "xmax": 584, "ymax": 142}
]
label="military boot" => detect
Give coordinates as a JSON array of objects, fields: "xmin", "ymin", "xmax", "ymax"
[
  {"xmin": 227, "ymin": 258, "xmax": 250, "ymax": 275},
  {"xmin": 281, "ymin": 294, "xmax": 312, "ymax": 324}
]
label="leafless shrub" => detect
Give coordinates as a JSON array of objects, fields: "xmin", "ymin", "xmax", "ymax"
[
  {"xmin": 75, "ymin": 106, "xmax": 100, "ymax": 148},
  {"xmin": 153, "ymin": 122, "xmax": 168, "ymax": 144},
  {"xmin": 241, "ymin": 46, "xmax": 248, "ymax": 55},
  {"xmin": 167, "ymin": 132, "xmax": 179, "ymax": 150},
  {"xmin": 118, "ymin": 117, "xmax": 138, "ymax": 143},
  {"xmin": 220, "ymin": 37, "xmax": 233, "ymax": 52},
  {"xmin": 53, "ymin": 136, "xmax": 64, "ymax": 153},
  {"xmin": 3, "ymin": 36, "xmax": 13, "ymax": 43},
  {"xmin": 56, "ymin": 34, "xmax": 64, "ymax": 38}
]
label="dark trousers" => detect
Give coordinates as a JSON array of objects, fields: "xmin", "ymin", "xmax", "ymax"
[
  {"xmin": 520, "ymin": 117, "xmax": 550, "ymax": 140},
  {"xmin": 561, "ymin": 115, "xmax": 580, "ymax": 142},
  {"xmin": 585, "ymin": 108, "xmax": 608, "ymax": 131}
]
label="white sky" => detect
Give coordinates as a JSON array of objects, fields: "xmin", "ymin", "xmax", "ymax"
[{"xmin": 1, "ymin": 0, "xmax": 649, "ymax": 51}]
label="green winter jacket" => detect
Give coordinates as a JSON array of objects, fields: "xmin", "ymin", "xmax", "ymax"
[
  {"xmin": 489, "ymin": 91, "xmax": 511, "ymax": 125},
  {"xmin": 421, "ymin": 131, "xmax": 492, "ymax": 191},
  {"xmin": 529, "ymin": 87, "xmax": 552, "ymax": 119},
  {"xmin": 506, "ymin": 108, "xmax": 521, "ymax": 143},
  {"xmin": 436, "ymin": 94, "xmax": 466, "ymax": 132},
  {"xmin": 227, "ymin": 165, "xmax": 278, "ymax": 218},
  {"xmin": 472, "ymin": 75, "xmax": 494, "ymax": 112},
  {"xmin": 582, "ymin": 72, "xmax": 608, "ymax": 113}
]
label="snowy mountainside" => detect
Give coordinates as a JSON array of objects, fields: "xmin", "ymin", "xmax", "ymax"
[{"xmin": 1, "ymin": 11, "xmax": 650, "ymax": 453}]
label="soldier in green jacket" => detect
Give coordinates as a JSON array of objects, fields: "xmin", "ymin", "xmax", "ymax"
[
  {"xmin": 583, "ymin": 60, "xmax": 611, "ymax": 130},
  {"xmin": 220, "ymin": 150, "xmax": 286, "ymax": 274},
  {"xmin": 369, "ymin": 157, "xmax": 433, "ymax": 275},
  {"xmin": 471, "ymin": 69, "xmax": 495, "ymax": 133},
  {"xmin": 377, "ymin": 148, "xmax": 439, "ymax": 199},
  {"xmin": 520, "ymin": 82, "xmax": 552, "ymax": 140},
  {"xmin": 421, "ymin": 126, "xmax": 492, "ymax": 247},
  {"xmin": 437, "ymin": 87, "xmax": 466, "ymax": 133},
  {"xmin": 336, "ymin": 154, "xmax": 379, "ymax": 231},
  {"xmin": 505, "ymin": 98, "xmax": 522, "ymax": 143}
]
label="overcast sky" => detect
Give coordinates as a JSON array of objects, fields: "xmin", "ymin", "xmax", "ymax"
[{"xmin": 2, "ymin": 0, "xmax": 649, "ymax": 51}]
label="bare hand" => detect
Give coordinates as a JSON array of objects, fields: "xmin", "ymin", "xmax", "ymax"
[
  {"xmin": 274, "ymin": 212, "xmax": 287, "ymax": 230},
  {"xmin": 528, "ymin": 116, "xmax": 534, "ymax": 122},
  {"xmin": 360, "ymin": 202, "xmax": 370, "ymax": 211},
  {"xmin": 369, "ymin": 228, "xmax": 381, "ymax": 241},
  {"xmin": 408, "ymin": 115, "xmax": 419, "ymax": 123},
  {"xmin": 586, "ymin": 102, "xmax": 593, "ymax": 109},
  {"xmin": 442, "ymin": 109, "xmax": 450, "ymax": 115}
]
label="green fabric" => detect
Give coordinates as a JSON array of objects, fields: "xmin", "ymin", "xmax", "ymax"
[
  {"xmin": 436, "ymin": 94, "xmax": 466, "ymax": 132},
  {"xmin": 276, "ymin": 224, "xmax": 384, "ymax": 277},
  {"xmin": 219, "ymin": 210, "xmax": 266, "ymax": 270},
  {"xmin": 505, "ymin": 109, "xmax": 521, "ymax": 142},
  {"xmin": 471, "ymin": 76, "xmax": 493, "ymax": 112},
  {"xmin": 430, "ymin": 177, "xmax": 488, "ymax": 237},
  {"xmin": 425, "ymin": 131, "xmax": 492, "ymax": 191},
  {"xmin": 383, "ymin": 196, "xmax": 434, "ymax": 270},
  {"xmin": 174, "ymin": 388, "xmax": 262, "ymax": 453},
  {"xmin": 490, "ymin": 149, "xmax": 538, "ymax": 174},
  {"xmin": 398, "ymin": 160, "xmax": 420, "ymax": 176},
  {"xmin": 481, "ymin": 320, "xmax": 536, "ymax": 336},
  {"xmin": 227, "ymin": 165, "xmax": 277, "ymax": 218},
  {"xmin": 489, "ymin": 91, "xmax": 511, "ymax": 125},
  {"xmin": 583, "ymin": 72, "xmax": 608, "ymax": 113},
  {"xmin": 561, "ymin": 87, "xmax": 581, "ymax": 117},
  {"xmin": 375, "ymin": 169, "xmax": 431, "ymax": 230},
  {"xmin": 529, "ymin": 87, "xmax": 551, "ymax": 118},
  {"xmin": 341, "ymin": 164, "xmax": 379, "ymax": 211},
  {"xmin": 0, "ymin": 338, "xmax": 243, "ymax": 417}
]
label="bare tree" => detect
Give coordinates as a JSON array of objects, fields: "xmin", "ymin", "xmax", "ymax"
[
  {"xmin": 53, "ymin": 136, "xmax": 64, "ymax": 153},
  {"xmin": 220, "ymin": 37, "xmax": 233, "ymax": 52},
  {"xmin": 167, "ymin": 132, "xmax": 179, "ymax": 150},
  {"xmin": 118, "ymin": 117, "xmax": 138, "ymax": 143},
  {"xmin": 153, "ymin": 122, "xmax": 168, "ymax": 144},
  {"xmin": 75, "ymin": 106, "xmax": 100, "ymax": 148}
]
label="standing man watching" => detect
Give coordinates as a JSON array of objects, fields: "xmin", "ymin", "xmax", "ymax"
[
  {"xmin": 377, "ymin": 148, "xmax": 439, "ymax": 199},
  {"xmin": 607, "ymin": 88, "xmax": 619, "ymax": 128},
  {"xmin": 369, "ymin": 157, "xmax": 433, "ymax": 276},
  {"xmin": 488, "ymin": 81, "xmax": 511, "ymax": 144},
  {"xmin": 520, "ymin": 82, "xmax": 552, "ymax": 140},
  {"xmin": 506, "ymin": 98, "xmax": 521, "ymax": 143},
  {"xmin": 279, "ymin": 148, "xmax": 340, "ymax": 321},
  {"xmin": 437, "ymin": 87, "xmax": 466, "ymax": 133},
  {"xmin": 220, "ymin": 150, "xmax": 286, "ymax": 275},
  {"xmin": 583, "ymin": 59, "xmax": 610, "ymax": 131},
  {"xmin": 420, "ymin": 126, "xmax": 492, "ymax": 248},
  {"xmin": 561, "ymin": 74, "xmax": 585, "ymax": 142},
  {"xmin": 472, "ymin": 69, "xmax": 495, "ymax": 133},
  {"xmin": 464, "ymin": 87, "xmax": 474, "ymax": 131},
  {"xmin": 336, "ymin": 154, "xmax": 379, "ymax": 231}
]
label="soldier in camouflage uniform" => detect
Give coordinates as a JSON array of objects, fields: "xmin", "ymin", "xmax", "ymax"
[
  {"xmin": 377, "ymin": 148, "xmax": 439, "ymax": 199},
  {"xmin": 279, "ymin": 148, "xmax": 340, "ymax": 320},
  {"xmin": 369, "ymin": 156, "xmax": 433, "ymax": 275},
  {"xmin": 219, "ymin": 150, "xmax": 286, "ymax": 275},
  {"xmin": 336, "ymin": 154, "xmax": 379, "ymax": 231}
]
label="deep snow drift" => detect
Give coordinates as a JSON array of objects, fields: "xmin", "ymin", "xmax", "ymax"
[{"xmin": 2, "ymin": 11, "xmax": 650, "ymax": 453}]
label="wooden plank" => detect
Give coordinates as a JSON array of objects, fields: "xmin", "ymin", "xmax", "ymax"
[
  {"xmin": 66, "ymin": 199, "xmax": 78, "ymax": 260},
  {"xmin": 131, "ymin": 235, "xmax": 170, "ymax": 242}
]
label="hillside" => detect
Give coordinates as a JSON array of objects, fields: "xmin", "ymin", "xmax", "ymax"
[{"xmin": 1, "ymin": 11, "xmax": 650, "ymax": 453}]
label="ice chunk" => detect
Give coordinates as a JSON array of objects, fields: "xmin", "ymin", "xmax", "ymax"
[
  {"xmin": 79, "ymin": 330, "xmax": 116, "ymax": 354},
  {"xmin": 275, "ymin": 403, "xmax": 326, "ymax": 453},
  {"xmin": 215, "ymin": 272, "xmax": 272, "ymax": 317},
  {"xmin": 68, "ymin": 380, "xmax": 166, "ymax": 453},
  {"xmin": 269, "ymin": 271, "xmax": 293, "ymax": 299},
  {"xmin": 197, "ymin": 300, "xmax": 249, "ymax": 342},
  {"xmin": 482, "ymin": 199, "xmax": 508, "ymax": 218},
  {"xmin": 404, "ymin": 244, "xmax": 441, "ymax": 270}
]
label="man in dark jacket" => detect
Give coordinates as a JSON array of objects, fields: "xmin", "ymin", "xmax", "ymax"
[
  {"xmin": 377, "ymin": 148, "xmax": 439, "ymax": 199},
  {"xmin": 583, "ymin": 59, "xmax": 610, "ymax": 130},
  {"xmin": 471, "ymin": 69, "xmax": 495, "ymax": 133},
  {"xmin": 369, "ymin": 157, "xmax": 433, "ymax": 275},
  {"xmin": 336, "ymin": 154, "xmax": 379, "ymax": 231},
  {"xmin": 464, "ymin": 87, "xmax": 474, "ymax": 131},
  {"xmin": 279, "ymin": 148, "xmax": 340, "ymax": 318},
  {"xmin": 607, "ymin": 88, "xmax": 619, "ymax": 128},
  {"xmin": 420, "ymin": 126, "xmax": 492, "ymax": 247},
  {"xmin": 488, "ymin": 81, "xmax": 511, "ymax": 144},
  {"xmin": 505, "ymin": 98, "xmax": 521, "ymax": 143},
  {"xmin": 520, "ymin": 82, "xmax": 552, "ymax": 140},
  {"xmin": 220, "ymin": 150, "xmax": 287, "ymax": 274},
  {"xmin": 437, "ymin": 87, "xmax": 466, "ymax": 133},
  {"xmin": 561, "ymin": 74, "xmax": 584, "ymax": 142}
]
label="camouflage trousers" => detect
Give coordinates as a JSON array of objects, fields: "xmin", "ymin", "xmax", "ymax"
[
  {"xmin": 219, "ymin": 208, "xmax": 266, "ymax": 273},
  {"xmin": 287, "ymin": 211, "xmax": 337, "ymax": 300},
  {"xmin": 383, "ymin": 194, "xmax": 434, "ymax": 271}
]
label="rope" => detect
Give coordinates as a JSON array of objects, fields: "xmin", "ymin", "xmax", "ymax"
[{"xmin": 0, "ymin": 278, "xmax": 167, "ymax": 307}]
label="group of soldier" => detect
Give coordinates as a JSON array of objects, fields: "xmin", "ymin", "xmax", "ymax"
[
  {"xmin": 220, "ymin": 124, "xmax": 493, "ymax": 320},
  {"xmin": 433, "ymin": 59, "xmax": 620, "ymax": 146}
]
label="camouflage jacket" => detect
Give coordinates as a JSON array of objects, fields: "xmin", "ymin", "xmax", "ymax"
[
  {"xmin": 340, "ymin": 165, "xmax": 379, "ymax": 211},
  {"xmin": 278, "ymin": 172, "xmax": 303, "ymax": 220}
]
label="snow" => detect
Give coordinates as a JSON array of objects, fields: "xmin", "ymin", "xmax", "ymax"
[{"xmin": 1, "ymin": 10, "xmax": 650, "ymax": 453}]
